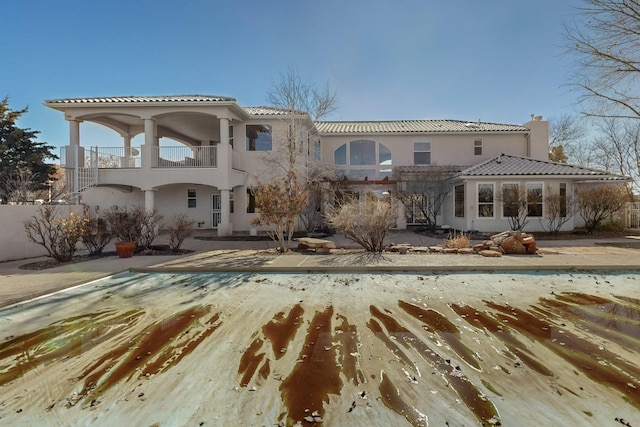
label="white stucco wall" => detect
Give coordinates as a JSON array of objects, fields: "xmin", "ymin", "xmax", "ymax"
[{"xmin": 0, "ymin": 205, "xmax": 85, "ymax": 262}]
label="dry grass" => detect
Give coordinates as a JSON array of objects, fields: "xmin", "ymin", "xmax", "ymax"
[{"xmin": 443, "ymin": 232, "xmax": 471, "ymax": 249}]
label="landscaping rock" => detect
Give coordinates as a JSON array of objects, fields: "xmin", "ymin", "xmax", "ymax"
[{"xmin": 480, "ymin": 250, "xmax": 502, "ymax": 257}]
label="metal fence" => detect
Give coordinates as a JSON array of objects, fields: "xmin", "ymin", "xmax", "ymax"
[
  {"xmin": 154, "ymin": 146, "xmax": 217, "ymax": 168},
  {"xmin": 625, "ymin": 201, "xmax": 640, "ymax": 228}
]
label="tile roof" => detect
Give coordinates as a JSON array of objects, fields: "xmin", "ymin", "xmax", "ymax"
[
  {"xmin": 460, "ymin": 154, "xmax": 628, "ymax": 179},
  {"xmin": 243, "ymin": 106, "xmax": 305, "ymax": 116},
  {"xmin": 45, "ymin": 95, "xmax": 236, "ymax": 104},
  {"xmin": 314, "ymin": 119, "xmax": 529, "ymax": 134}
]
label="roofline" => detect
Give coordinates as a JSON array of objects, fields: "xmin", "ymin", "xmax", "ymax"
[{"xmin": 456, "ymin": 174, "xmax": 628, "ymax": 180}]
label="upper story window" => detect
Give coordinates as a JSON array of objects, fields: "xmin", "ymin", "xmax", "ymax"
[
  {"xmin": 246, "ymin": 125, "xmax": 272, "ymax": 151},
  {"xmin": 313, "ymin": 138, "xmax": 321, "ymax": 161},
  {"xmin": 333, "ymin": 140, "xmax": 392, "ymax": 180},
  {"xmin": 229, "ymin": 125, "xmax": 234, "ymax": 148},
  {"xmin": 414, "ymin": 141, "xmax": 431, "ymax": 165},
  {"xmin": 474, "ymin": 138, "xmax": 483, "ymax": 156}
]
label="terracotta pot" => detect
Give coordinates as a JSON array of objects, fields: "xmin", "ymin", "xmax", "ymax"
[{"xmin": 115, "ymin": 241, "xmax": 136, "ymax": 258}]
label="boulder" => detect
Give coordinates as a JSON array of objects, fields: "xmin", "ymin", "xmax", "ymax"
[{"xmin": 500, "ymin": 236, "xmax": 527, "ymax": 254}]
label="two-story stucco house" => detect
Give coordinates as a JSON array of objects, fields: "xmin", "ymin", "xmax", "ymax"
[{"xmin": 45, "ymin": 95, "xmax": 626, "ymax": 235}]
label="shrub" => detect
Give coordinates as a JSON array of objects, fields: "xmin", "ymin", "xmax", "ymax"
[
  {"xmin": 326, "ymin": 191, "xmax": 396, "ymax": 252},
  {"xmin": 137, "ymin": 208, "xmax": 164, "ymax": 252},
  {"xmin": 104, "ymin": 206, "xmax": 163, "ymax": 252},
  {"xmin": 576, "ymin": 185, "xmax": 628, "ymax": 232},
  {"xmin": 23, "ymin": 206, "xmax": 86, "ymax": 262},
  {"xmin": 104, "ymin": 206, "xmax": 142, "ymax": 243},
  {"xmin": 81, "ymin": 215, "xmax": 113, "ymax": 256},
  {"xmin": 167, "ymin": 214, "xmax": 195, "ymax": 252}
]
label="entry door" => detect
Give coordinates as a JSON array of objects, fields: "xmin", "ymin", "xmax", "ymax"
[{"xmin": 212, "ymin": 194, "xmax": 221, "ymax": 228}]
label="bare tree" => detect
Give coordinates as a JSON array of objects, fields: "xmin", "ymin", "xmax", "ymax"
[
  {"xmin": 589, "ymin": 118, "xmax": 640, "ymax": 192},
  {"xmin": 2, "ymin": 168, "xmax": 37, "ymax": 204},
  {"xmin": 262, "ymin": 67, "xmax": 340, "ymax": 232},
  {"xmin": 267, "ymin": 66, "xmax": 339, "ymax": 121},
  {"xmin": 565, "ymin": 0, "xmax": 640, "ymax": 120},
  {"xmin": 548, "ymin": 114, "xmax": 588, "ymax": 163}
]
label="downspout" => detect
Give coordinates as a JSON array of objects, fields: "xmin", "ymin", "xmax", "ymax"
[{"xmin": 525, "ymin": 131, "xmax": 531, "ymax": 158}]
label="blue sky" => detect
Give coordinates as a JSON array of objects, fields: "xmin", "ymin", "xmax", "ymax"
[{"xmin": 3, "ymin": 0, "xmax": 582, "ymax": 151}]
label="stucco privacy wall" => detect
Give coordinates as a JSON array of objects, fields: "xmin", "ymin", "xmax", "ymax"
[{"xmin": 0, "ymin": 205, "xmax": 84, "ymax": 262}]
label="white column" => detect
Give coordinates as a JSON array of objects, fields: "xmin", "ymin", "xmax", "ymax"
[
  {"xmin": 217, "ymin": 118, "xmax": 233, "ymax": 236},
  {"xmin": 69, "ymin": 119, "xmax": 80, "ymax": 146},
  {"xmin": 219, "ymin": 117, "xmax": 231, "ymax": 169},
  {"xmin": 144, "ymin": 189, "xmax": 155, "ymax": 212},
  {"xmin": 67, "ymin": 119, "xmax": 82, "ymax": 204},
  {"xmin": 218, "ymin": 189, "xmax": 232, "ymax": 236},
  {"xmin": 141, "ymin": 118, "xmax": 155, "ymax": 170}
]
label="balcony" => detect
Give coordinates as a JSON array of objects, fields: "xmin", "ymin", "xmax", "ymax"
[{"xmin": 152, "ymin": 145, "xmax": 217, "ymax": 168}]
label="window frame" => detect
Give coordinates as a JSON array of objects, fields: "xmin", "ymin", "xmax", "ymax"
[
  {"xmin": 477, "ymin": 182, "xmax": 495, "ymax": 218},
  {"xmin": 245, "ymin": 124, "xmax": 273, "ymax": 151},
  {"xmin": 474, "ymin": 138, "xmax": 483, "ymax": 156},
  {"xmin": 526, "ymin": 182, "xmax": 544, "ymax": 217},
  {"xmin": 501, "ymin": 182, "xmax": 521, "ymax": 218},
  {"xmin": 333, "ymin": 140, "xmax": 393, "ymax": 180},
  {"xmin": 187, "ymin": 188, "xmax": 197, "ymax": 209},
  {"xmin": 559, "ymin": 183, "xmax": 567, "ymax": 217},
  {"xmin": 454, "ymin": 184, "xmax": 465, "ymax": 217},
  {"xmin": 413, "ymin": 140, "xmax": 431, "ymax": 165}
]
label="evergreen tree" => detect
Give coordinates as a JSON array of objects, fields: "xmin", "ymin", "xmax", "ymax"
[{"xmin": 0, "ymin": 97, "xmax": 57, "ymax": 203}]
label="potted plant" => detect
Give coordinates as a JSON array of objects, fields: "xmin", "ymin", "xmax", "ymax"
[{"xmin": 105, "ymin": 206, "xmax": 142, "ymax": 258}]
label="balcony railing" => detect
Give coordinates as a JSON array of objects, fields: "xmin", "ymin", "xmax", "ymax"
[
  {"xmin": 93, "ymin": 147, "xmax": 141, "ymax": 168},
  {"xmin": 153, "ymin": 146, "xmax": 217, "ymax": 168}
]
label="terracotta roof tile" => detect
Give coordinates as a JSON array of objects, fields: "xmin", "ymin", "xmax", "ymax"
[
  {"xmin": 460, "ymin": 154, "xmax": 628, "ymax": 179},
  {"xmin": 45, "ymin": 95, "xmax": 236, "ymax": 104},
  {"xmin": 315, "ymin": 119, "xmax": 529, "ymax": 134}
]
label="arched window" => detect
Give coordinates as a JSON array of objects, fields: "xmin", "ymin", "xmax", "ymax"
[{"xmin": 333, "ymin": 140, "xmax": 392, "ymax": 180}]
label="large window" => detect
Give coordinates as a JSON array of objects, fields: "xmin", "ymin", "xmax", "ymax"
[
  {"xmin": 414, "ymin": 141, "xmax": 431, "ymax": 165},
  {"xmin": 559, "ymin": 183, "xmax": 567, "ymax": 217},
  {"xmin": 527, "ymin": 183, "xmax": 543, "ymax": 217},
  {"xmin": 246, "ymin": 125, "xmax": 272, "ymax": 151},
  {"xmin": 454, "ymin": 184, "xmax": 465, "ymax": 217},
  {"xmin": 333, "ymin": 140, "xmax": 392, "ymax": 179},
  {"xmin": 477, "ymin": 183, "xmax": 494, "ymax": 217},
  {"xmin": 502, "ymin": 183, "xmax": 520, "ymax": 218}
]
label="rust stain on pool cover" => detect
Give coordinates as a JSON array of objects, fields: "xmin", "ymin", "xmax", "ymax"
[
  {"xmin": 379, "ymin": 370, "xmax": 428, "ymax": 427},
  {"xmin": 398, "ymin": 300, "xmax": 481, "ymax": 371},
  {"xmin": 370, "ymin": 305, "xmax": 500, "ymax": 425},
  {"xmin": 485, "ymin": 299, "xmax": 640, "ymax": 407},
  {"xmin": 0, "ymin": 309, "xmax": 143, "ymax": 387},
  {"xmin": 262, "ymin": 304, "xmax": 304, "ymax": 360},
  {"xmin": 280, "ymin": 306, "xmax": 342, "ymax": 426},
  {"xmin": 79, "ymin": 305, "xmax": 218, "ymax": 401}
]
